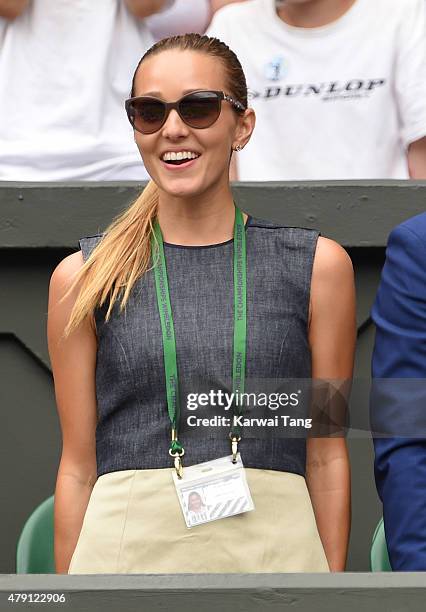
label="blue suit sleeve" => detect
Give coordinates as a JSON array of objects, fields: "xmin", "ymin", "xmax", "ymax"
[{"xmin": 371, "ymin": 223, "xmax": 426, "ymax": 570}]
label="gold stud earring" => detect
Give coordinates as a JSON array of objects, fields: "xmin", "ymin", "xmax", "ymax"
[{"xmin": 233, "ymin": 144, "xmax": 243, "ymax": 152}]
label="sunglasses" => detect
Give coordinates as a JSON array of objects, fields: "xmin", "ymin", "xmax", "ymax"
[{"xmin": 125, "ymin": 89, "xmax": 245, "ymax": 135}]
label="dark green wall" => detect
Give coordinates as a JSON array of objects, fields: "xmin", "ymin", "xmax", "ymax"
[{"xmin": 2, "ymin": 573, "xmax": 426, "ymax": 611}]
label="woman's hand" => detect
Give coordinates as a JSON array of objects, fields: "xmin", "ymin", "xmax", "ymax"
[{"xmin": 306, "ymin": 237, "xmax": 356, "ymax": 572}]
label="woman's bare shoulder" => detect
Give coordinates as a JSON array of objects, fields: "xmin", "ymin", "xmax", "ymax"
[
  {"xmin": 50, "ymin": 251, "xmax": 84, "ymax": 284},
  {"xmin": 312, "ymin": 236, "xmax": 353, "ymax": 280},
  {"xmin": 309, "ymin": 237, "xmax": 355, "ymax": 327},
  {"xmin": 49, "ymin": 251, "xmax": 86, "ymax": 301},
  {"xmin": 48, "ymin": 250, "xmax": 96, "ymax": 342}
]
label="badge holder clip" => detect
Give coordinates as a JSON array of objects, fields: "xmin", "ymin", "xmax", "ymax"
[
  {"xmin": 230, "ymin": 434, "xmax": 241, "ymax": 464},
  {"xmin": 169, "ymin": 428, "xmax": 185, "ymax": 479}
]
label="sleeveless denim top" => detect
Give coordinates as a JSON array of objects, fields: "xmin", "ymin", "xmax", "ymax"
[{"xmin": 80, "ymin": 217, "xmax": 319, "ymax": 478}]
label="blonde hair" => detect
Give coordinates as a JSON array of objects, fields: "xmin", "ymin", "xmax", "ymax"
[
  {"xmin": 63, "ymin": 180, "xmax": 158, "ymax": 337},
  {"xmin": 63, "ymin": 33, "xmax": 248, "ymax": 337}
]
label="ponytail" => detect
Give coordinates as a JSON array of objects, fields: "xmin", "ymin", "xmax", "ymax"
[{"xmin": 63, "ymin": 180, "xmax": 159, "ymax": 338}]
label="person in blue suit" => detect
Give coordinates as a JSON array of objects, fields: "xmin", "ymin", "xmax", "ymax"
[{"xmin": 371, "ymin": 211, "xmax": 426, "ymax": 571}]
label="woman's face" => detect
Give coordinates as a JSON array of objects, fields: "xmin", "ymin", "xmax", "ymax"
[
  {"xmin": 131, "ymin": 49, "xmax": 250, "ymax": 199},
  {"xmin": 188, "ymin": 492, "xmax": 203, "ymax": 512}
]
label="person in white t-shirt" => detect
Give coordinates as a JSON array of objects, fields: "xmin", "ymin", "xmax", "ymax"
[
  {"xmin": 207, "ymin": 0, "xmax": 426, "ymax": 181},
  {"xmin": 0, "ymin": 0, "xmax": 173, "ymax": 181},
  {"xmin": 145, "ymin": 0, "xmax": 246, "ymax": 41}
]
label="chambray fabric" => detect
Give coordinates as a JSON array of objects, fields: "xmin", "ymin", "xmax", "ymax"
[{"xmin": 79, "ymin": 217, "xmax": 319, "ymax": 478}]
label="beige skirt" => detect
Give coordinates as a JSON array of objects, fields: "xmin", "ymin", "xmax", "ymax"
[{"xmin": 68, "ymin": 467, "xmax": 330, "ymax": 574}]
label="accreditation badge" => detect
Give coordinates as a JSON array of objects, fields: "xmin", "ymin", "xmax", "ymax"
[{"xmin": 172, "ymin": 454, "xmax": 255, "ymax": 528}]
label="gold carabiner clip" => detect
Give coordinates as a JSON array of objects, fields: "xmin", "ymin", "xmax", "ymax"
[
  {"xmin": 174, "ymin": 455, "xmax": 183, "ymax": 479},
  {"xmin": 169, "ymin": 448, "xmax": 185, "ymax": 479},
  {"xmin": 169, "ymin": 429, "xmax": 185, "ymax": 479},
  {"xmin": 230, "ymin": 435, "xmax": 241, "ymax": 463}
]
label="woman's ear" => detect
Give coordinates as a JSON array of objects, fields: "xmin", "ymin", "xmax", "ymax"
[{"xmin": 234, "ymin": 108, "xmax": 256, "ymax": 150}]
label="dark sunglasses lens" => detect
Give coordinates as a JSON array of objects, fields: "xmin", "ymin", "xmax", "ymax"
[
  {"xmin": 129, "ymin": 98, "xmax": 165, "ymax": 134},
  {"xmin": 179, "ymin": 92, "xmax": 220, "ymax": 128}
]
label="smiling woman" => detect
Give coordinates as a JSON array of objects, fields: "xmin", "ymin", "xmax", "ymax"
[
  {"xmin": 126, "ymin": 39, "xmax": 253, "ymax": 222},
  {"xmin": 48, "ymin": 33, "xmax": 355, "ymax": 575}
]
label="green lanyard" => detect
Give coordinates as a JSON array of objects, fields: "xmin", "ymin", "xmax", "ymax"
[{"xmin": 152, "ymin": 206, "xmax": 247, "ymax": 478}]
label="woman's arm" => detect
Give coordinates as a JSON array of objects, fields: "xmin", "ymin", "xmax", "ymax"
[
  {"xmin": 47, "ymin": 252, "xmax": 98, "ymax": 574},
  {"xmin": 306, "ymin": 237, "xmax": 356, "ymax": 572},
  {"xmin": 0, "ymin": 0, "xmax": 29, "ymax": 19}
]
